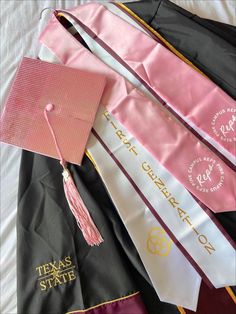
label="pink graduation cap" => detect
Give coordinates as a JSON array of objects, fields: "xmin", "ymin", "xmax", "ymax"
[{"xmin": 0, "ymin": 57, "xmax": 106, "ymax": 246}]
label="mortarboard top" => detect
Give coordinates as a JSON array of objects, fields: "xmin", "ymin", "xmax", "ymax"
[{"xmin": 0, "ymin": 57, "xmax": 106, "ymax": 165}]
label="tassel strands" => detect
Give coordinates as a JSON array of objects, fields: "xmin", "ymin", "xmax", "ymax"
[
  {"xmin": 44, "ymin": 103, "xmax": 103, "ymax": 246},
  {"xmin": 62, "ymin": 167, "xmax": 104, "ymax": 246}
]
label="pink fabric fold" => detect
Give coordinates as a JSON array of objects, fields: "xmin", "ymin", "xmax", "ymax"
[
  {"xmin": 39, "ymin": 10, "xmax": 236, "ymax": 213},
  {"xmin": 69, "ymin": 3, "xmax": 236, "ymax": 159}
]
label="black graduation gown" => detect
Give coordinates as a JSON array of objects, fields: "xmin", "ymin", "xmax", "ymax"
[
  {"xmin": 17, "ymin": 151, "xmax": 179, "ymax": 314},
  {"xmin": 124, "ymin": 0, "xmax": 236, "ymax": 99}
]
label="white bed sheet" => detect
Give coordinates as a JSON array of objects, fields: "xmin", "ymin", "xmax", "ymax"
[
  {"xmin": 0, "ymin": 1, "xmax": 235, "ymax": 313},
  {"xmin": 172, "ymin": 0, "xmax": 236, "ymax": 25}
]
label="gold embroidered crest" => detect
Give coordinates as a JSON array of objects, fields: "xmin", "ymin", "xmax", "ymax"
[
  {"xmin": 36, "ymin": 256, "xmax": 77, "ymax": 291},
  {"xmin": 147, "ymin": 227, "xmax": 172, "ymax": 256}
]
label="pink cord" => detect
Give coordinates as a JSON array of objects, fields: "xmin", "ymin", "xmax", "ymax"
[
  {"xmin": 43, "ymin": 103, "xmax": 103, "ymax": 246},
  {"xmin": 44, "ymin": 104, "xmax": 66, "ymax": 167}
]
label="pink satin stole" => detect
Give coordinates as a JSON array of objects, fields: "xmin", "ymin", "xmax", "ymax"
[
  {"xmin": 39, "ymin": 11, "xmax": 236, "ymax": 213},
  {"xmin": 68, "ymin": 3, "xmax": 236, "ymax": 160}
]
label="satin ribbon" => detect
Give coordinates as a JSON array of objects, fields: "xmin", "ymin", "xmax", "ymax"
[
  {"xmin": 39, "ymin": 11, "xmax": 236, "ymax": 213},
  {"xmin": 67, "ymin": 3, "xmax": 236, "ymax": 160},
  {"xmin": 88, "ymin": 136, "xmax": 201, "ymax": 310},
  {"xmin": 87, "ymin": 128, "xmax": 201, "ymax": 311},
  {"xmin": 89, "ymin": 106, "xmax": 236, "ymax": 289},
  {"xmin": 38, "ymin": 23, "xmax": 236, "ymax": 309},
  {"xmin": 55, "ymin": 5, "xmax": 235, "ymax": 168}
]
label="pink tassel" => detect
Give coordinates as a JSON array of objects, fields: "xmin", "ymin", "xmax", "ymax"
[
  {"xmin": 62, "ymin": 168, "xmax": 104, "ymax": 246},
  {"xmin": 44, "ymin": 104, "xmax": 103, "ymax": 246}
]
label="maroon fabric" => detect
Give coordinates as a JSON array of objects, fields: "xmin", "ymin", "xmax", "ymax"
[
  {"xmin": 68, "ymin": 293, "xmax": 148, "ymax": 314},
  {"xmin": 185, "ymin": 282, "xmax": 236, "ymax": 314}
]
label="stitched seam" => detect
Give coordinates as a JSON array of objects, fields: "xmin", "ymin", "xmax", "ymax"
[{"xmin": 66, "ymin": 291, "xmax": 140, "ymax": 313}]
